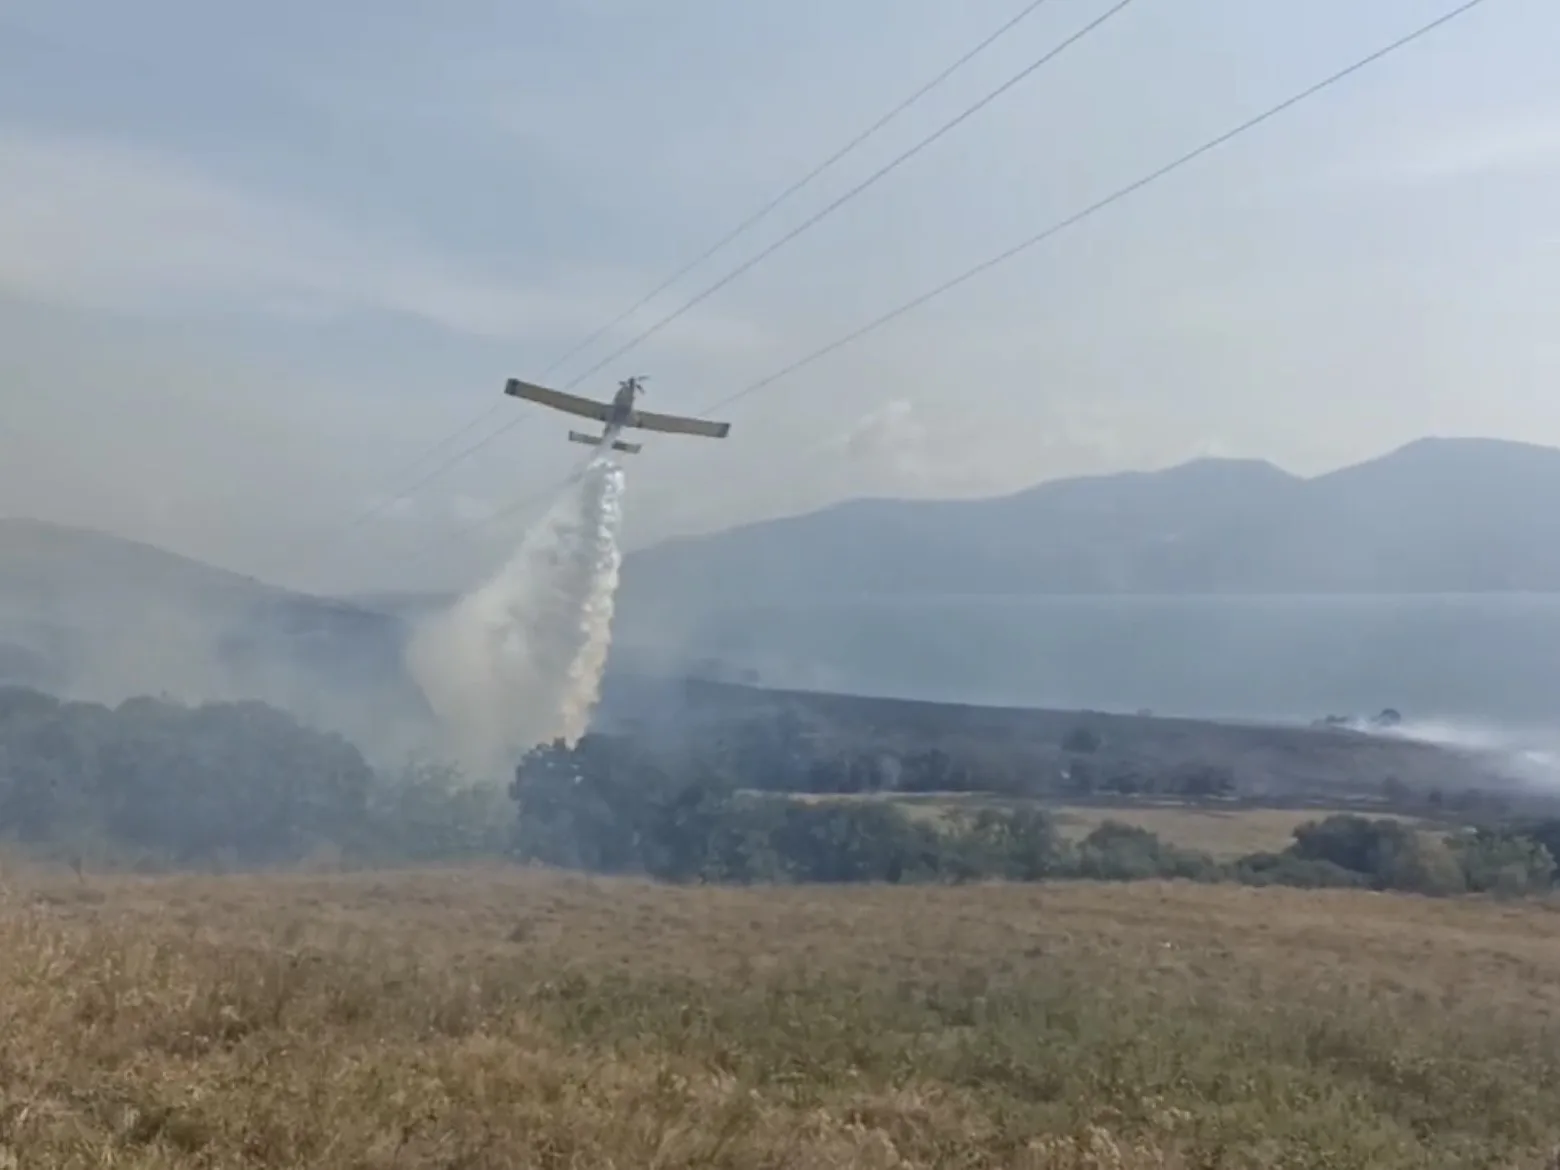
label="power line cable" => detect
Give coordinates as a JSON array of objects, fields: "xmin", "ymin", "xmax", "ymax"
[
  {"xmin": 539, "ymin": 0, "xmax": 1073, "ymax": 380},
  {"xmin": 299, "ymin": 0, "xmax": 1068, "ymax": 554},
  {"xmin": 695, "ymin": 0, "xmax": 1494, "ymax": 418},
  {"xmin": 559, "ymin": 0, "xmax": 1139, "ymax": 390},
  {"xmin": 421, "ymin": 0, "xmax": 1493, "ymax": 565},
  {"xmin": 539, "ymin": 0, "xmax": 1065, "ymax": 381},
  {"xmin": 385, "ymin": 0, "xmax": 1141, "ymax": 571},
  {"xmin": 327, "ymin": 0, "xmax": 1140, "ymax": 557}
]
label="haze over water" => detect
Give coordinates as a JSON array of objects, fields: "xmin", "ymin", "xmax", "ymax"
[{"xmin": 617, "ymin": 593, "xmax": 1560, "ymax": 728}]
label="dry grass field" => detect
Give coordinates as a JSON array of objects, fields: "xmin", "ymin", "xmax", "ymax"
[
  {"xmin": 2, "ymin": 864, "xmax": 1559, "ymax": 1168},
  {"xmin": 796, "ymin": 794, "xmax": 1425, "ymax": 860},
  {"xmin": 1048, "ymin": 805, "xmax": 1428, "ymax": 860}
]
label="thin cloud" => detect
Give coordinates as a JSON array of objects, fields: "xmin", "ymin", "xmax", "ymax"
[
  {"xmin": 834, "ymin": 398, "xmax": 926, "ymax": 470},
  {"xmin": 1330, "ymin": 114, "xmax": 1560, "ymax": 189},
  {"xmin": 0, "ymin": 126, "xmax": 770, "ymax": 356},
  {"xmin": 825, "ymin": 398, "xmax": 1022, "ymax": 496}
]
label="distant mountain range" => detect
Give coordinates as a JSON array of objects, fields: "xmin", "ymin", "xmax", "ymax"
[
  {"xmin": 6, "ymin": 436, "xmax": 1560, "ymax": 737},
  {"xmin": 620, "ymin": 437, "xmax": 1560, "ymax": 606}
]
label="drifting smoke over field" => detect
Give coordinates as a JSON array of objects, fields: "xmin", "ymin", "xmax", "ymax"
[
  {"xmin": 1376, "ymin": 718, "xmax": 1560, "ymax": 790},
  {"xmin": 406, "ymin": 455, "xmax": 626, "ymax": 779}
]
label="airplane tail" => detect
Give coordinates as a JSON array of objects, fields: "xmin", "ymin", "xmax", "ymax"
[{"xmin": 569, "ymin": 430, "xmax": 641, "ymax": 455}]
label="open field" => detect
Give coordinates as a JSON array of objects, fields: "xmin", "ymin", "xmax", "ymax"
[
  {"xmin": 1048, "ymin": 804, "xmax": 1430, "ymax": 860},
  {"xmin": 790, "ymin": 794, "xmax": 1429, "ymax": 859},
  {"xmin": 2, "ymin": 866, "xmax": 1560, "ymax": 1168}
]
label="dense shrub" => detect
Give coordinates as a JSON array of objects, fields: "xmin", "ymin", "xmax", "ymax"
[
  {"xmin": 1074, "ymin": 821, "xmax": 1220, "ymax": 883},
  {"xmin": 0, "ymin": 686, "xmax": 494, "ymax": 867},
  {"xmin": 0, "ymin": 688, "xmax": 375, "ymax": 865},
  {"xmin": 1230, "ymin": 850, "xmax": 1367, "ymax": 889},
  {"xmin": 508, "ymin": 738, "xmax": 1060, "ymax": 885}
]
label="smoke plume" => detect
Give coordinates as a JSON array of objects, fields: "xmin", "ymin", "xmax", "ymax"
[
  {"xmin": 406, "ymin": 454, "xmax": 626, "ymax": 780},
  {"xmin": 1374, "ymin": 717, "xmax": 1560, "ymax": 790}
]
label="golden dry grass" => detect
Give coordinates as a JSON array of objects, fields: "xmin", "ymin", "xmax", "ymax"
[
  {"xmin": 2, "ymin": 863, "xmax": 1559, "ymax": 1167},
  {"xmin": 1049, "ymin": 805, "xmax": 1428, "ymax": 860},
  {"xmin": 791, "ymin": 794, "xmax": 1426, "ymax": 858}
]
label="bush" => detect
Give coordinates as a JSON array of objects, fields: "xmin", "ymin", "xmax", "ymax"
[
  {"xmin": 1074, "ymin": 821, "xmax": 1221, "ymax": 883},
  {"xmin": 1381, "ymin": 835, "xmax": 1467, "ymax": 897},
  {"xmin": 1453, "ymin": 828, "xmax": 1556, "ymax": 896},
  {"xmin": 1270, "ymin": 814, "xmax": 1560, "ymax": 897},
  {"xmin": 1230, "ymin": 851, "xmax": 1366, "ymax": 889},
  {"xmin": 0, "ymin": 689, "xmax": 375, "ymax": 865}
]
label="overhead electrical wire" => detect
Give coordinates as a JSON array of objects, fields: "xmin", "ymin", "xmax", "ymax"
[
  {"xmin": 372, "ymin": 0, "xmax": 1138, "ymax": 511},
  {"xmin": 414, "ymin": 0, "xmax": 1494, "ymax": 566},
  {"xmin": 540, "ymin": 0, "xmax": 1067, "ymax": 380},
  {"xmin": 558, "ymin": 0, "xmax": 1138, "ymax": 389},
  {"xmin": 299, "ymin": 0, "xmax": 1071, "ymax": 559},
  {"xmin": 697, "ymin": 0, "xmax": 1496, "ymax": 420}
]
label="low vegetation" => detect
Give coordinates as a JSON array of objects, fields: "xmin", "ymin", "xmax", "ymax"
[
  {"xmin": 6, "ymin": 683, "xmax": 1560, "ymax": 1163},
  {"xmin": 4, "ymin": 685, "xmax": 1559, "ymax": 901},
  {"xmin": 610, "ymin": 676, "xmax": 1528, "ymax": 812},
  {"xmin": 511, "ymin": 734, "xmax": 1560, "ymax": 896},
  {"xmin": 2, "ymin": 867, "xmax": 1558, "ymax": 1167},
  {"xmin": 0, "ymin": 686, "xmax": 508, "ymax": 869},
  {"xmin": 1050, "ymin": 804, "xmax": 1424, "ymax": 860}
]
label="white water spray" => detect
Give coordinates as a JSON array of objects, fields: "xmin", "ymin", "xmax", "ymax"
[{"xmin": 406, "ymin": 454, "xmax": 626, "ymax": 779}]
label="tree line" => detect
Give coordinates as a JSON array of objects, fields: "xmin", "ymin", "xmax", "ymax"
[
  {"xmin": 510, "ymin": 734, "xmax": 1560, "ymax": 896},
  {"xmin": 3, "ymin": 684, "xmax": 1557, "ymax": 899},
  {"xmin": 697, "ymin": 706, "xmax": 1241, "ymax": 801},
  {"xmin": 0, "ymin": 686, "xmax": 507, "ymax": 868}
]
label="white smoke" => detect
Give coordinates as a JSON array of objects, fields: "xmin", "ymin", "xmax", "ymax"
[
  {"xmin": 406, "ymin": 454, "xmax": 626, "ymax": 780},
  {"xmin": 1373, "ymin": 717, "xmax": 1560, "ymax": 789}
]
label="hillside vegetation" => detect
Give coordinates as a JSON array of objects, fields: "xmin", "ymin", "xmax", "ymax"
[{"xmin": 599, "ymin": 675, "xmax": 1523, "ymax": 807}]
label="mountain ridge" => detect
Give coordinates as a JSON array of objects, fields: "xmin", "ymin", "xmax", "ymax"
[
  {"xmin": 6, "ymin": 435, "xmax": 1560, "ymax": 718},
  {"xmin": 619, "ymin": 436, "xmax": 1560, "ymax": 605},
  {"xmin": 7, "ymin": 436, "xmax": 1558, "ymax": 616}
]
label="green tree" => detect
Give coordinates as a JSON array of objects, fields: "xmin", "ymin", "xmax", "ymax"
[
  {"xmin": 1454, "ymin": 829, "xmax": 1555, "ymax": 896},
  {"xmin": 1075, "ymin": 821, "xmax": 1218, "ymax": 883}
]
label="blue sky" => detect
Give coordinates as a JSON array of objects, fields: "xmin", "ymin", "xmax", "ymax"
[{"xmin": 1, "ymin": 0, "xmax": 1556, "ymax": 592}]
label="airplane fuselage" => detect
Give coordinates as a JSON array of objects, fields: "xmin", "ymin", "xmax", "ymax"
[{"xmin": 604, "ymin": 378, "xmax": 642, "ymax": 431}]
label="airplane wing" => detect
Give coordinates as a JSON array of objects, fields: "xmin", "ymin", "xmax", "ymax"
[
  {"xmin": 630, "ymin": 409, "xmax": 731, "ymax": 439},
  {"xmin": 504, "ymin": 378, "xmax": 612, "ymax": 423}
]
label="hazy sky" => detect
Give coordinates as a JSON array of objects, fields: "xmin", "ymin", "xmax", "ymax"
[{"xmin": 1, "ymin": 0, "xmax": 1556, "ymax": 593}]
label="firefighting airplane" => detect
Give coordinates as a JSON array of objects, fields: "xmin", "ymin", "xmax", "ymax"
[{"xmin": 503, "ymin": 375, "xmax": 730, "ymax": 455}]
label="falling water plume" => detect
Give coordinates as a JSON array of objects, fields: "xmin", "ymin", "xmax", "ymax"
[{"xmin": 406, "ymin": 454, "xmax": 626, "ymax": 780}]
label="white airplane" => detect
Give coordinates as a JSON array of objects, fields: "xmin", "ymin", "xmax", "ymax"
[{"xmin": 503, "ymin": 375, "xmax": 730, "ymax": 455}]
